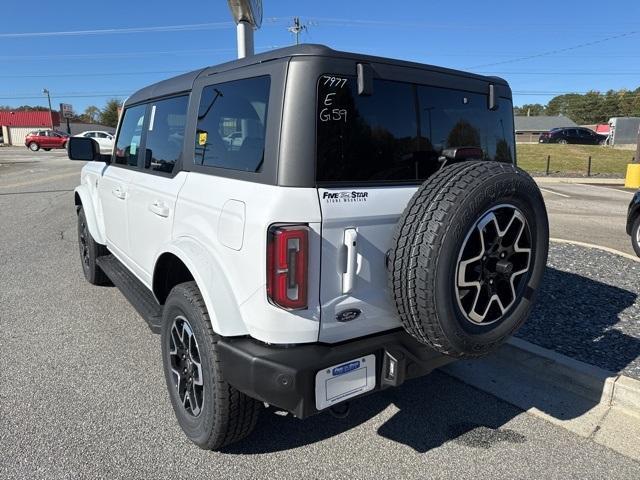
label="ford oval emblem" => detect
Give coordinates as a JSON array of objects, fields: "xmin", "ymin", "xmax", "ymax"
[{"xmin": 336, "ymin": 308, "xmax": 361, "ymax": 322}]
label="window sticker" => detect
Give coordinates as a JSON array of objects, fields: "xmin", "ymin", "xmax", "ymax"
[
  {"xmin": 198, "ymin": 131, "xmax": 208, "ymax": 146},
  {"xmin": 130, "ymin": 142, "xmax": 137, "ymax": 155},
  {"xmin": 148, "ymin": 105, "xmax": 156, "ymax": 131}
]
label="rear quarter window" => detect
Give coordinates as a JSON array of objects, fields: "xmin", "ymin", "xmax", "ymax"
[{"xmin": 194, "ymin": 76, "xmax": 270, "ymax": 173}]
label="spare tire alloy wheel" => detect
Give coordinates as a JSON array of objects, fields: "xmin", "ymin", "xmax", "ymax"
[
  {"xmin": 456, "ymin": 205, "xmax": 531, "ymax": 325},
  {"xmin": 169, "ymin": 315, "xmax": 204, "ymax": 417},
  {"xmin": 389, "ymin": 161, "xmax": 549, "ymax": 358}
]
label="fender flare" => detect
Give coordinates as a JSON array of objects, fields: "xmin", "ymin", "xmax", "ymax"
[
  {"xmin": 154, "ymin": 238, "xmax": 248, "ymax": 337},
  {"xmin": 74, "ymin": 185, "xmax": 106, "ymax": 245}
]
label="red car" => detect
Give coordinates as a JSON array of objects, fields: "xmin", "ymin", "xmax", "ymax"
[{"xmin": 24, "ymin": 130, "xmax": 69, "ymax": 151}]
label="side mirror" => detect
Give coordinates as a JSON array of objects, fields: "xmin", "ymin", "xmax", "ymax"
[{"xmin": 68, "ymin": 136, "xmax": 110, "ymax": 162}]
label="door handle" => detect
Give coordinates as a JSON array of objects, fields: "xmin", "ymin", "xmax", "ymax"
[
  {"xmin": 342, "ymin": 228, "xmax": 358, "ymax": 294},
  {"xmin": 111, "ymin": 185, "xmax": 126, "ymax": 199},
  {"xmin": 149, "ymin": 200, "xmax": 170, "ymax": 218}
]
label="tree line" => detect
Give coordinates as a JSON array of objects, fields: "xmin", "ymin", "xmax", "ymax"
[
  {"xmin": 0, "ymin": 98, "xmax": 122, "ymax": 128},
  {"xmin": 514, "ymin": 87, "xmax": 640, "ymax": 124}
]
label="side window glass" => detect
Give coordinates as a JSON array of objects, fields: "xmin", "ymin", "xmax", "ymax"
[
  {"xmin": 97, "ymin": 132, "xmax": 108, "ymax": 139},
  {"xmin": 195, "ymin": 76, "xmax": 270, "ymax": 172},
  {"xmin": 143, "ymin": 95, "xmax": 189, "ymax": 174},
  {"xmin": 114, "ymin": 105, "xmax": 146, "ymax": 167}
]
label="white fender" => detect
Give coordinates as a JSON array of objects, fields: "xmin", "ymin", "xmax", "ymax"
[
  {"xmin": 154, "ymin": 237, "xmax": 248, "ymax": 337},
  {"xmin": 74, "ymin": 184, "xmax": 106, "ymax": 245}
]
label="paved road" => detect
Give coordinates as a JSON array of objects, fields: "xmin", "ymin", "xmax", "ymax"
[
  {"xmin": 1, "ymin": 150, "xmax": 639, "ymax": 478},
  {"xmin": 538, "ymin": 182, "xmax": 636, "ymax": 256}
]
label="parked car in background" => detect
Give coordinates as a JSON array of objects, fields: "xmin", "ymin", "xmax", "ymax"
[
  {"xmin": 626, "ymin": 192, "xmax": 640, "ymax": 256},
  {"xmin": 222, "ymin": 131, "xmax": 243, "ymax": 149},
  {"xmin": 24, "ymin": 130, "xmax": 69, "ymax": 151},
  {"xmin": 75, "ymin": 131, "xmax": 115, "ymax": 154},
  {"xmin": 539, "ymin": 127, "xmax": 607, "ymax": 145}
]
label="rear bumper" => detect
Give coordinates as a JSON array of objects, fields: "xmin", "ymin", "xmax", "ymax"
[{"xmin": 217, "ymin": 329, "xmax": 453, "ymax": 419}]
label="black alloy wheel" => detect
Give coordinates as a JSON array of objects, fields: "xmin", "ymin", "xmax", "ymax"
[
  {"xmin": 168, "ymin": 315, "xmax": 204, "ymax": 417},
  {"xmin": 455, "ymin": 204, "xmax": 532, "ymax": 325}
]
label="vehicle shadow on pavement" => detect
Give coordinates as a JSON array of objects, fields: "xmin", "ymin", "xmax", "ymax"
[
  {"xmin": 518, "ymin": 267, "xmax": 640, "ymax": 374},
  {"xmin": 224, "ymin": 267, "xmax": 640, "ymax": 455},
  {"xmin": 222, "ymin": 370, "xmax": 527, "ymax": 454}
]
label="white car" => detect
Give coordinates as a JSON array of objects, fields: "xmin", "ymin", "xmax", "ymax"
[
  {"xmin": 75, "ymin": 130, "xmax": 114, "ymax": 154},
  {"xmin": 67, "ymin": 45, "xmax": 549, "ymax": 451}
]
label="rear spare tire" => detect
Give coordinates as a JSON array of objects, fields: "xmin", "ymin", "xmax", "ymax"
[{"xmin": 389, "ymin": 161, "xmax": 549, "ymax": 358}]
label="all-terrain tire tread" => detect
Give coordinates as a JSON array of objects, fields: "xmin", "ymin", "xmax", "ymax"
[
  {"xmin": 389, "ymin": 161, "xmax": 538, "ymax": 358},
  {"xmin": 174, "ymin": 282, "xmax": 260, "ymax": 450}
]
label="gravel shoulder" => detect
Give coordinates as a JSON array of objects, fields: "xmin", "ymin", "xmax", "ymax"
[{"xmin": 517, "ymin": 242, "xmax": 640, "ymax": 379}]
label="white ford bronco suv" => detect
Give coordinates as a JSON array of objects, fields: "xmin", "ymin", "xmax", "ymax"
[{"xmin": 68, "ymin": 45, "xmax": 549, "ymax": 450}]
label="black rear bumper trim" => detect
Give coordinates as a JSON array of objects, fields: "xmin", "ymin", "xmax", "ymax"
[{"xmin": 216, "ymin": 329, "xmax": 453, "ymax": 419}]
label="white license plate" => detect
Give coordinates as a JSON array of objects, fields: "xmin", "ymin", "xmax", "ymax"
[{"xmin": 315, "ymin": 354, "xmax": 376, "ymax": 410}]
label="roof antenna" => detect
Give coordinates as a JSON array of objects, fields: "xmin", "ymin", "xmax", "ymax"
[
  {"xmin": 227, "ymin": 0, "xmax": 263, "ymax": 58},
  {"xmin": 288, "ymin": 17, "xmax": 309, "ymax": 45}
]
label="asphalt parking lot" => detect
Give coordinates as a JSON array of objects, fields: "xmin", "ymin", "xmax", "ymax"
[
  {"xmin": 539, "ymin": 182, "xmax": 636, "ymax": 256},
  {"xmin": 1, "ymin": 148, "xmax": 639, "ymax": 478}
]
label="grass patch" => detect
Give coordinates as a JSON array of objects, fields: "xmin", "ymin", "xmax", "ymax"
[{"xmin": 516, "ymin": 144, "xmax": 635, "ymax": 177}]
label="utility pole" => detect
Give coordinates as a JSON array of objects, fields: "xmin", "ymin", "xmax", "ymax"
[
  {"xmin": 227, "ymin": 0, "xmax": 263, "ymax": 59},
  {"xmin": 288, "ymin": 17, "xmax": 307, "ymax": 45},
  {"xmin": 42, "ymin": 88, "xmax": 53, "ymax": 129}
]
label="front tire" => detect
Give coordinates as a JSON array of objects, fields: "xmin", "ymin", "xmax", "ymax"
[
  {"xmin": 77, "ymin": 206, "xmax": 109, "ymax": 285},
  {"xmin": 161, "ymin": 282, "xmax": 261, "ymax": 450},
  {"xmin": 631, "ymin": 216, "xmax": 640, "ymax": 257},
  {"xmin": 28, "ymin": 142, "xmax": 39, "ymax": 151}
]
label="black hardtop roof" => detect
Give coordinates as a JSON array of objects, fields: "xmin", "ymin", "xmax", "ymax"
[{"xmin": 126, "ymin": 44, "xmax": 508, "ymax": 106}]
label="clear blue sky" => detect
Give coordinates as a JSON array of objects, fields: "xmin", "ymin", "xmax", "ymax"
[{"xmin": 1, "ymin": 0, "xmax": 639, "ymax": 113}]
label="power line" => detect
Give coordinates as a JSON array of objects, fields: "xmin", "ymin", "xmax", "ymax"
[
  {"xmin": 0, "ymin": 22, "xmax": 235, "ymax": 38},
  {"xmin": 467, "ymin": 30, "xmax": 640, "ymax": 68},
  {"xmin": 3, "ymin": 17, "xmax": 636, "ymax": 40},
  {"xmin": 0, "ymin": 92, "xmax": 131, "ymax": 100},
  {"xmin": 479, "ymin": 72, "xmax": 640, "ymax": 76},
  {"xmin": 0, "ymin": 46, "xmax": 284, "ymax": 61},
  {"xmin": 0, "ymin": 70, "xmax": 188, "ymax": 79}
]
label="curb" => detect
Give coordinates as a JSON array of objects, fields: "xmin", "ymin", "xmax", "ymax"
[
  {"xmin": 441, "ymin": 337, "xmax": 640, "ymax": 460},
  {"xmin": 533, "ymin": 176, "xmax": 625, "ymax": 185}
]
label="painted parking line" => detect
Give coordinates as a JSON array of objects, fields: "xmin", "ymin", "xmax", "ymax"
[
  {"xmin": 580, "ymin": 184, "xmax": 635, "ymax": 195},
  {"xmin": 550, "ymin": 237, "xmax": 640, "ymax": 262},
  {"xmin": 539, "ymin": 188, "xmax": 570, "ymax": 198}
]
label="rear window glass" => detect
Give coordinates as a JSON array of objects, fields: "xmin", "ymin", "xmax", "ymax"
[
  {"xmin": 195, "ymin": 76, "xmax": 269, "ymax": 172},
  {"xmin": 316, "ymin": 75, "xmax": 514, "ymax": 184}
]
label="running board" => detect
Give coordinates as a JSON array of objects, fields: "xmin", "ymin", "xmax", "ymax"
[{"xmin": 96, "ymin": 255, "xmax": 163, "ymax": 334}]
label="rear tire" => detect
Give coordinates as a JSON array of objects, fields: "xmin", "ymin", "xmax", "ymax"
[
  {"xmin": 389, "ymin": 161, "xmax": 549, "ymax": 358},
  {"xmin": 28, "ymin": 142, "xmax": 39, "ymax": 151},
  {"xmin": 77, "ymin": 207, "xmax": 109, "ymax": 285},
  {"xmin": 631, "ymin": 216, "xmax": 640, "ymax": 257},
  {"xmin": 161, "ymin": 282, "xmax": 261, "ymax": 450}
]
